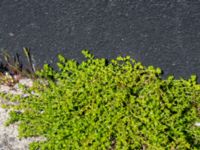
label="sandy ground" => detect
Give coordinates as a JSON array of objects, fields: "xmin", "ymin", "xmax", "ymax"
[{"xmin": 0, "ymin": 79, "xmax": 46, "ymax": 150}]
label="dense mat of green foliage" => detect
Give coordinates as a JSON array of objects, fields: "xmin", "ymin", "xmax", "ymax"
[{"xmin": 1, "ymin": 50, "xmax": 200, "ymax": 150}]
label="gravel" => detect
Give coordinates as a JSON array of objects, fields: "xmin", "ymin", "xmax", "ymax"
[{"xmin": 0, "ymin": 78, "xmax": 46, "ymax": 150}]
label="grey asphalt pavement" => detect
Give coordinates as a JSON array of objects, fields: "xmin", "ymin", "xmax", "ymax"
[{"xmin": 0, "ymin": 0, "xmax": 200, "ymax": 81}]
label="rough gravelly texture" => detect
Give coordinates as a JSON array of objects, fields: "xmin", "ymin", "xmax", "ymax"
[
  {"xmin": 0, "ymin": 107, "xmax": 46, "ymax": 150},
  {"xmin": 0, "ymin": 79, "xmax": 46, "ymax": 150},
  {"xmin": 0, "ymin": 0, "xmax": 200, "ymax": 81}
]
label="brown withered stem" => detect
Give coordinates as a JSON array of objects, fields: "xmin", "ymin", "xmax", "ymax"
[{"xmin": 0, "ymin": 48, "xmax": 37, "ymax": 86}]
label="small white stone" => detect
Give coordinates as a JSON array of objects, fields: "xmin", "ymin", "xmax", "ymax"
[
  {"xmin": 21, "ymin": 93, "xmax": 30, "ymax": 98},
  {"xmin": 195, "ymin": 122, "xmax": 200, "ymax": 126},
  {"xmin": 8, "ymin": 32, "xmax": 14, "ymax": 37},
  {"xmin": 18, "ymin": 78, "xmax": 33, "ymax": 87},
  {"xmin": 0, "ymin": 85, "xmax": 11, "ymax": 93}
]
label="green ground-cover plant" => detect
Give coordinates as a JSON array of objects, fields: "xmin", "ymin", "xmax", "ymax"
[{"xmin": 0, "ymin": 50, "xmax": 200, "ymax": 150}]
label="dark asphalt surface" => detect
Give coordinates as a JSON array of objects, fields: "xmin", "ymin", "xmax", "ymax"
[{"xmin": 0, "ymin": 0, "xmax": 200, "ymax": 81}]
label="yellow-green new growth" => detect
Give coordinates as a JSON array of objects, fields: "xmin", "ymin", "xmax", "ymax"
[{"xmin": 0, "ymin": 50, "xmax": 200, "ymax": 150}]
